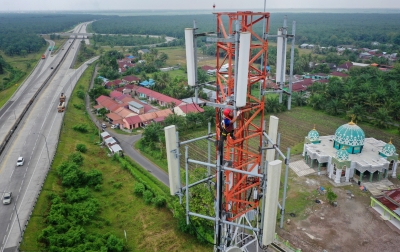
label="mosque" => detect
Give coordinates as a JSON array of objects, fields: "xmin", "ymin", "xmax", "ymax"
[{"xmin": 302, "ymin": 120, "xmax": 399, "ymax": 184}]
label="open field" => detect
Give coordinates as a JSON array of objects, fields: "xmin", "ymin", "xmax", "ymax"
[
  {"xmin": 159, "ymin": 47, "xmax": 217, "ymax": 67},
  {"xmin": 20, "ymin": 64, "xmax": 211, "ymax": 252}
]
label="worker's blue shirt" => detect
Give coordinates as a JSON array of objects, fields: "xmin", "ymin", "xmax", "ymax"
[{"xmin": 223, "ymin": 117, "xmax": 234, "ymax": 131}]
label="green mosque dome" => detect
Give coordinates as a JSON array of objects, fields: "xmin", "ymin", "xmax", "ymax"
[
  {"xmin": 308, "ymin": 126, "xmax": 320, "ymax": 141},
  {"xmin": 336, "ymin": 147, "xmax": 349, "ymax": 161},
  {"xmin": 334, "ymin": 120, "xmax": 365, "ymax": 147},
  {"xmin": 381, "ymin": 139, "xmax": 396, "ymax": 156}
]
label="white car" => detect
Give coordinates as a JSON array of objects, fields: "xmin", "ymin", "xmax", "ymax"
[
  {"xmin": 17, "ymin": 157, "xmax": 24, "ymax": 166},
  {"xmin": 111, "ymin": 125, "xmax": 117, "ymax": 129},
  {"xmin": 2, "ymin": 192, "xmax": 12, "ymax": 205}
]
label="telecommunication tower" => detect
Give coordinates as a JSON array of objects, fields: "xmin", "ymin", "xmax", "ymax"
[{"xmin": 165, "ymin": 10, "xmax": 296, "ymax": 252}]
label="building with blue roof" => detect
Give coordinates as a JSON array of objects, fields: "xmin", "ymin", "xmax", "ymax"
[{"xmin": 139, "ymin": 79, "xmax": 155, "ymax": 87}]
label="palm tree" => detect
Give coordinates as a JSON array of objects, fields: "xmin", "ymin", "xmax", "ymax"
[
  {"xmin": 325, "ymin": 99, "xmax": 343, "ymax": 116},
  {"xmin": 372, "ymin": 108, "xmax": 392, "ymax": 128},
  {"xmin": 308, "ymin": 93, "xmax": 325, "ymax": 110},
  {"xmin": 346, "ymin": 103, "xmax": 366, "ymax": 122},
  {"xmin": 291, "ymin": 92, "xmax": 307, "ymax": 107}
]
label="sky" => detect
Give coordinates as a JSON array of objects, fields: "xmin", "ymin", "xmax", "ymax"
[{"xmin": 0, "ymin": 0, "xmax": 400, "ymax": 12}]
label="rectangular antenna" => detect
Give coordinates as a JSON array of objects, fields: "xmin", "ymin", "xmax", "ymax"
[
  {"xmin": 236, "ymin": 32, "xmax": 251, "ymax": 108},
  {"xmin": 185, "ymin": 28, "xmax": 196, "ymax": 86},
  {"xmin": 164, "ymin": 125, "xmax": 180, "ymax": 195},
  {"xmin": 276, "ymin": 28, "xmax": 286, "ymax": 84},
  {"xmin": 262, "ymin": 159, "xmax": 282, "ymax": 246}
]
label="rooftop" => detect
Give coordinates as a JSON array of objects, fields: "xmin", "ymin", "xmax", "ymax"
[{"xmin": 305, "ymin": 136, "xmax": 390, "ymax": 172}]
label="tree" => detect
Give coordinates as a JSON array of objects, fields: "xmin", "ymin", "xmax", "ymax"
[
  {"xmin": 326, "ymin": 187, "xmax": 337, "ymax": 204},
  {"xmin": 325, "ymin": 99, "xmax": 343, "ymax": 116},
  {"xmin": 142, "ymin": 123, "xmax": 163, "ymax": 148},
  {"xmin": 197, "ymin": 68, "xmax": 209, "ymax": 84},
  {"xmin": 372, "ymin": 108, "xmax": 392, "ymax": 128},
  {"xmin": 164, "ymin": 114, "xmax": 186, "ymax": 130},
  {"xmin": 98, "ymin": 108, "xmax": 108, "ymax": 117}
]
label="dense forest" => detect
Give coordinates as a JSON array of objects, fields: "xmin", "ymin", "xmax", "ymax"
[
  {"xmin": 91, "ymin": 34, "xmax": 164, "ymax": 47},
  {"xmin": 90, "ymin": 13, "xmax": 400, "ymax": 50},
  {"xmin": 0, "ymin": 13, "xmax": 107, "ymax": 56}
]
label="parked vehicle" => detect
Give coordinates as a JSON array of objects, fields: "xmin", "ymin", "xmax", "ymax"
[
  {"xmin": 101, "ymin": 123, "xmax": 107, "ymax": 128},
  {"xmin": 41, "ymin": 54, "xmax": 46, "ymax": 59},
  {"xmin": 2, "ymin": 192, "xmax": 12, "ymax": 205},
  {"xmin": 17, "ymin": 157, "xmax": 24, "ymax": 166}
]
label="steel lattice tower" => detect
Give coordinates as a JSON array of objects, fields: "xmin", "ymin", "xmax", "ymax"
[{"xmin": 215, "ymin": 11, "xmax": 269, "ymax": 222}]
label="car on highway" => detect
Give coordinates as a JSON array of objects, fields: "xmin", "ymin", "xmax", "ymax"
[
  {"xmin": 17, "ymin": 157, "xmax": 24, "ymax": 166},
  {"xmin": 2, "ymin": 192, "xmax": 12, "ymax": 205}
]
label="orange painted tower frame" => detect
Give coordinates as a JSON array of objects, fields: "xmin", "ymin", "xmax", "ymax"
[{"xmin": 215, "ymin": 11, "xmax": 270, "ymax": 221}]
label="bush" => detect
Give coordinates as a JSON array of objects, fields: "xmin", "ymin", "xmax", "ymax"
[
  {"xmin": 73, "ymin": 103, "xmax": 84, "ymax": 110},
  {"xmin": 143, "ymin": 190, "xmax": 153, "ymax": 204},
  {"xmin": 72, "ymin": 123, "xmax": 89, "ymax": 133},
  {"xmin": 68, "ymin": 152, "xmax": 84, "ymax": 166},
  {"xmin": 152, "ymin": 195, "xmax": 166, "ymax": 207},
  {"xmin": 134, "ymin": 183, "xmax": 145, "ymax": 195},
  {"xmin": 94, "ymin": 184, "xmax": 102, "ymax": 191},
  {"xmin": 77, "ymin": 90, "xmax": 85, "ymax": 99},
  {"xmin": 76, "ymin": 143, "xmax": 87, "ymax": 153},
  {"xmin": 326, "ymin": 187, "xmax": 338, "ymax": 204},
  {"xmin": 113, "ymin": 182, "xmax": 123, "ymax": 189},
  {"xmin": 86, "ymin": 170, "xmax": 103, "ymax": 186}
]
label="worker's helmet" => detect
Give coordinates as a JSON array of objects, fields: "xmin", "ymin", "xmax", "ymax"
[{"xmin": 223, "ymin": 108, "xmax": 231, "ymax": 117}]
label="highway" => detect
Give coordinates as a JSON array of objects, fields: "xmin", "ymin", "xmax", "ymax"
[{"xmin": 0, "ymin": 22, "xmax": 95, "ymax": 252}]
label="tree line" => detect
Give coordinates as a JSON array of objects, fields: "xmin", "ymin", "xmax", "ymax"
[
  {"xmin": 307, "ymin": 64, "xmax": 400, "ymax": 128},
  {"xmin": 0, "ymin": 13, "xmax": 106, "ymax": 56},
  {"xmin": 90, "ymin": 13, "xmax": 400, "ymax": 50}
]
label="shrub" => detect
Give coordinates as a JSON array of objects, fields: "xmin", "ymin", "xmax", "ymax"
[
  {"xmin": 68, "ymin": 152, "xmax": 84, "ymax": 166},
  {"xmin": 113, "ymin": 182, "xmax": 123, "ymax": 189},
  {"xmin": 73, "ymin": 103, "xmax": 84, "ymax": 110},
  {"xmin": 133, "ymin": 183, "xmax": 145, "ymax": 195},
  {"xmin": 72, "ymin": 123, "xmax": 89, "ymax": 133},
  {"xmin": 76, "ymin": 90, "xmax": 85, "ymax": 99},
  {"xmin": 152, "ymin": 195, "xmax": 166, "ymax": 207},
  {"xmin": 326, "ymin": 187, "xmax": 338, "ymax": 204},
  {"xmin": 143, "ymin": 190, "xmax": 153, "ymax": 204},
  {"xmin": 86, "ymin": 170, "xmax": 103, "ymax": 186},
  {"xmin": 94, "ymin": 184, "xmax": 102, "ymax": 191},
  {"xmin": 76, "ymin": 143, "xmax": 87, "ymax": 153}
]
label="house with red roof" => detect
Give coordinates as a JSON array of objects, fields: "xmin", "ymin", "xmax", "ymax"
[
  {"xmin": 330, "ymin": 71, "xmax": 349, "ymax": 78},
  {"xmin": 201, "ymin": 65, "xmax": 216, "ymax": 71},
  {"xmin": 336, "ymin": 62, "xmax": 353, "ymax": 72},
  {"xmin": 123, "ymin": 115, "xmax": 142, "ymax": 129},
  {"xmin": 122, "ymin": 109, "xmax": 173, "ymax": 129},
  {"xmin": 174, "ymin": 103, "xmax": 204, "ymax": 116},
  {"xmin": 105, "ymin": 80, "xmax": 123, "ymax": 89},
  {"xmin": 122, "ymin": 84, "xmax": 139, "ymax": 94},
  {"xmin": 95, "ymin": 95, "xmax": 121, "ymax": 111},
  {"xmin": 122, "ymin": 75, "xmax": 140, "ymax": 84},
  {"xmin": 291, "ymin": 78, "xmax": 313, "ymax": 92},
  {"xmin": 135, "ymin": 87, "xmax": 183, "ymax": 108}
]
